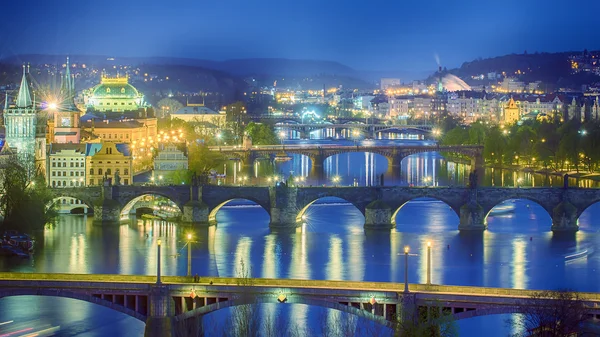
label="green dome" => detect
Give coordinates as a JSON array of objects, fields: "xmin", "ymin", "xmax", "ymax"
[{"xmin": 91, "ymin": 83, "xmax": 140, "ymax": 99}]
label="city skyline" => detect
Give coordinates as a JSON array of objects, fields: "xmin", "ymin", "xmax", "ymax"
[{"xmin": 1, "ymin": 0, "xmax": 600, "ymax": 73}]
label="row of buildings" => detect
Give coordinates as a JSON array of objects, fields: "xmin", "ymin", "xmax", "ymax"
[{"xmin": 2, "ymin": 58, "xmax": 189, "ymax": 188}]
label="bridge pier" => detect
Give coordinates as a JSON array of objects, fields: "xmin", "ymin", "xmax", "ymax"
[
  {"xmin": 364, "ymin": 200, "xmax": 394, "ymax": 230},
  {"xmin": 269, "ymin": 186, "xmax": 300, "ymax": 229},
  {"xmin": 182, "ymin": 201, "xmax": 210, "ymax": 225},
  {"xmin": 551, "ymin": 200, "xmax": 579, "ymax": 232},
  {"xmin": 92, "ymin": 186, "xmax": 122, "ymax": 225},
  {"xmin": 144, "ymin": 285, "xmax": 174, "ymax": 337},
  {"xmin": 458, "ymin": 191, "xmax": 486, "ymax": 231}
]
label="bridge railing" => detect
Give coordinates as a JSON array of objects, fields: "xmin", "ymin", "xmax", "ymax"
[{"xmin": 2, "ymin": 273, "xmax": 600, "ymax": 302}]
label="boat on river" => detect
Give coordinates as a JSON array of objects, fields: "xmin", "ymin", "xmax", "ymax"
[{"xmin": 2, "ymin": 230, "xmax": 34, "ymax": 253}]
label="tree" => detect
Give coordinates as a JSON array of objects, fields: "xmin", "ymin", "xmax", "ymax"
[
  {"xmin": 225, "ymin": 102, "xmax": 247, "ymax": 144},
  {"xmin": 187, "ymin": 143, "xmax": 226, "ymax": 184},
  {"xmin": 0, "ymin": 157, "xmax": 56, "ymax": 231},
  {"xmin": 156, "ymin": 98, "xmax": 183, "ymax": 118},
  {"xmin": 508, "ymin": 289, "xmax": 593, "ymax": 337},
  {"xmin": 244, "ymin": 122, "xmax": 278, "ymax": 145}
]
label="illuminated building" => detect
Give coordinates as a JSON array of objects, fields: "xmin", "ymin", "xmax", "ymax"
[
  {"xmin": 503, "ymin": 97, "xmax": 520, "ymax": 124},
  {"xmin": 48, "ymin": 57, "xmax": 81, "ymax": 144},
  {"xmin": 153, "ymin": 142, "xmax": 188, "ymax": 184},
  {"xmin": 170, "ymin": 104, "xmax": 226, "ymax": 126},
  {"xmin": 380, "ymin": 78, "xmax": 401, "ymax": 90},
  {"xmin": 84, "ymin": 75, "xmax": 146, "ymax": 112},
  {"xmin": 86, "ymin": 142, "xmax": 132, "ymax": 186},
  {"xmin": 4, "ymin": 65, "xmax": 47, "ymax": 176},
  {"xmin": 81, "ymin": 118, "xmax": 157, "ymax": 144},
  {"xmin": 47, "ymin": 143, "xmax": 87, "ymax": 188}
]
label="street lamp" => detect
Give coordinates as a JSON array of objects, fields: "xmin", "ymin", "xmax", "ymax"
[
  {"xmin": 157, "ymin": 239, "xmax": 162, "ymax": 284},
  {"xmin": 426, "ymin": 242, "xmax": 432, "ymax": 286},
  {"xmin": 159, "ymin": 175, "xmax": 163, "ymax": 185},
  {"xmin": 404, "ymin": 246, "xmax": 410, "ymax": 293},
  {"xmin": 332, "ymin": 175, "xmax": 341, "ymax": 186},
  {"xmin": 187, "ymin": 233, "xmax": 193, "ymax": 277},
  {"xmin": 278, "ymin": 131, "xmax": 286, "ymax": 146}
]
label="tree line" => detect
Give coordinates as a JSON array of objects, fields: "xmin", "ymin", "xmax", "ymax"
[{"xmin": 441, "ymin": 119, "xmax": 600, "ymax": 173}]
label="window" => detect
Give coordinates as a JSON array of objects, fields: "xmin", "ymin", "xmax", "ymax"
[
  {"xmin": 63, "ymin": 171, "xmax": 67, "ymax": 176},
  {"xmin": 106, "ymin": 88, "xmax": 111, "ymax": 93},
  {"xmin": 62, "ymin": 181, "xmax": 66, "ymax": 187},
  {"xmin": 98, "ymin": 168, "xmax": 103, "ymax": 175},
  {"xmin": 70, "ymin": 162, "xmax": 73, "ymax": 167},
  {"xmin": 52, "ymin": 162, "xmax": 56, "ymax": 167},
  {"xmin": 90, "ymin": 168, "xmax": 94, "ymax": 175},
  {"xmin": 52, "ymin": 172, "xmax": 55, "ymax": 176},
  {"xmin": 90, "ymin": 179, "xmax": 94, "ymax": 185},
  {"xmin": 106, "ymin": 169, "xmax": 111, "ymax": 175},
  {"xmin": 62, "ymin": 199, "xmax": 66, "ymax": 204},
  {"xmin": 75, "ymin": 172, "xmax": 78, "ymax": 176},
  {"xmin": 124, "ymin": 168, "xmax": 129, "ymax": 175},
  {"xmin": 70, "ymin": 199, "xmax": 74, "ymax": 204},
  {"xmin": 70, "ymin": 172, "xmax": 74, "ymax": 176},
  {"xmin": 52, "ymin": 181, "xmax": 55, "ymax": 187},
  {"xmin": 124, "ymin": 179, "xmax": 128, "ymax": 185}
]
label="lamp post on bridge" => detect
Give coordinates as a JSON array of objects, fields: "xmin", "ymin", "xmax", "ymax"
[
  {"xmin": 427, "ymin": 242, "xmax": 432, "ymax": 286},
  {"xmin": 404, "ymin": 246, "xmax": 418, "ymax": 293},
  {"xmin": 186, "ymin": 233, "xmax": 197, "ymax": 277},
  {"xmin": 156, "ymin": 239, "xmax": 162, "ymax": 285}
]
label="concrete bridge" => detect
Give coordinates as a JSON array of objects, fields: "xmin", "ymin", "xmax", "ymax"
[
  {"xmin": 49, "ymin": 185, "xmax": 600, "ymax": 232},
  {"xmin": 274, "ymin": 122, "xmax": 433, "ymax": 138},
  {"xmin": 1, "ymin": 273, "xmax": 599, "ymax": 337}
]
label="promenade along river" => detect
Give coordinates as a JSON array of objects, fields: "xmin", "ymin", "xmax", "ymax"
[{"xmin": 1, "ymin": 140, "xmax": 600, "ymax": 336}]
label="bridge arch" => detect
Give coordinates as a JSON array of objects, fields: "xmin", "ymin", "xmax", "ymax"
[
  {"xmin": 576, "ymin": 199, "xmax": 600, "ymax": 229},
  {"xmin": 120, "ymin": 194, "xmax": 182, "ymax": 216},
  {"xmin": 0, "ymin": 290, "xmax": 146, "ymax": 322},
  {"xmin": 120, "ymin": 192, "xmax": 185, "ymax": 216},
  {"xmin": 484, "ymin": 198, "xmax": 552, "ymax": 231},
  {"xmin": 391, "ymin": 197, "xmax": 460, "ymax": 226},
  {"xmin": 48, "ymin": 196, "xmax": 92, "ymax": 214},
  {"xmin": 296, "ymin": 196, "xmax": 364, "ymax": 225},
  {"xmin": 208, "ymin": 198, "xmax": 270, "ymax": 224},
  {"xmin": 174, "ymin": 294, "xmax": 394, "ymax": 329}
]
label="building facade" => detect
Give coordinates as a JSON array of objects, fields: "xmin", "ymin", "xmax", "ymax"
[
  {"xmin": 153, "ymin": 142, "xmax": 188, "ymax": 184},
  {"xmin": 170, "ymin": 104, "xmax": 226, "ymax": 126},
  {"xmin": 47, "ymin": 143, "xmax": 87, "ymax": 188},
  {"xmin": 84, "ymin": 75, "xmax": 145, "ymax": 112},
  {"xmin": 86, "ymin": 142, "xmax": 132, "ymax": 186}
]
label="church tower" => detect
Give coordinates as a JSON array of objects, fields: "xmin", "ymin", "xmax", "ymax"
[
  {"xmin": 52, "ymin": 57, "xmax": 81, "ymax": 144},
  {"xmin": 5, "ymin": 65, "xmax": 37, "ymax": 163}
]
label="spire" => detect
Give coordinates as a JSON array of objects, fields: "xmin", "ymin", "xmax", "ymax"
[
  {"xmin": 16, "ymin": 65, "xmax": 32, "ymax": 108},
  {"xmin": 4, "ymin": 91, "xmax": 8, "ymax": 110}
]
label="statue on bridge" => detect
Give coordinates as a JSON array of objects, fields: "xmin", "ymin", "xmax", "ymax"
[
  {"xmin": 191, "ymin": 172, "xmax": 198, "ymax": 186},
  {"xmin": 114, "ymin": 170, "xmax": 121, "ymax": 186}
]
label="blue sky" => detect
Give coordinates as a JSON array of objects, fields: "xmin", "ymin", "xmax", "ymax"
[{"xmin": 1, "ymin": 0, "xmax": 599, "ymax": 72}]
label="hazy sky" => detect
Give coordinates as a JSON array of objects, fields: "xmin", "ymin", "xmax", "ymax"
[{"xmin": 1, "ymin": 0, "xmax": 599, "ymax": 72}]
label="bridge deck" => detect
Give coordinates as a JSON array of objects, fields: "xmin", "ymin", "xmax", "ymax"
[{"xmin": 1, "ymin": 273, "xmax": 599, "ymax": 301}]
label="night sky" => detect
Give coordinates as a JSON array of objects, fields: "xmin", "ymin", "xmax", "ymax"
[{"xmin": 1, "ymin": 0, "xmax": 599, "ymax": 72}]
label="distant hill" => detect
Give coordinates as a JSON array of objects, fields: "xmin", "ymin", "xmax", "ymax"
[{"xmin": 429, "ymin": 51, "xmax": 600, "ymax": 90}]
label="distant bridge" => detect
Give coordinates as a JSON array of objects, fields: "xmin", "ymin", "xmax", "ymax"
[
  {"xmin": 209, "ymin": 144, "xmax": 480, "ymax": 171},
  {"xmin": 49, "ymin": 185, "xmax": 593, "ymax": 232},
  {"xmin": 1, "ymin": 273, "xmax": 599, "ymax": 337},
  {"xmin": 273, "ymin": 122, "xmax": 433, "ymax": 138}
]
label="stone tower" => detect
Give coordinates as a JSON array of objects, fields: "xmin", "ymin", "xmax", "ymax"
[{"xmin": 52, "ymin": 57, "xmax": 81, "ymax": 144}]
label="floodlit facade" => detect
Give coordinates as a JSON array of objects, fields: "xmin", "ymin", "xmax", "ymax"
[
  {"xmin": 86, "ymin": 142, "xmax": 132, "ymax": 186},
  {"xmin": 85, "ymin": 75, "xmax": 145, "ymax": 112}
]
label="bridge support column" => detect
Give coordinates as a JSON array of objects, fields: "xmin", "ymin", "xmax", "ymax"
[
  {"xmin": 269, "ymin": 186, "xmax": 300, "ymax": 229},
  {"xmin": 309, "ymin": 153, "xmax": 325, "ymax": 185},
  {"xmin": 364, "ymin": 200, "xmax": 394, "ymax": 230},
  {"xmin": 182, "ymin": 201, "xmax": 210, "ymax": 225},
  {"xmin": 458, "ymin": 191, "xmax": 486, "ymax": 231},
  {"xmin": 471, "ymin": 153, "xmax": 485, "ymax": 187},
  {"xmin": 551, "ymin": 200, "xmax": 579, "ymax": 232},
  {"xmin": 92, "ymin": 186, "xmax": 121, "ymax": 225},
  {"xmin": 144, "ymin": 285, "xmax": 174, "ymax": 337}
]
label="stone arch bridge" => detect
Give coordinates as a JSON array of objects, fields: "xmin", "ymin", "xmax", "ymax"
[
  {"xmin": 212, "ymin": 144, "xmax": 481, "ymax": 171},
  {"xmin": 49, "ymin": 185, "xmax": 600, "ymax": 232},
  {"xmin": 1, "ymin": 273, "xmax": 600, "ymax": 337},
  {"xmin": 274, "ymin": 122, "xmax": 433, "ymax": 139}
]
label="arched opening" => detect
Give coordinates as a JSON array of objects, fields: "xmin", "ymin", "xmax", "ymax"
[
  {"xmin": 401, "ymin": 152, "xmax": 470, "ymax": 187},
  {"xmin": 0, "ymin": 296, "xmax": 144, "ymax": 335},
  {"xmin": 392, "ymin": 197, "xmax": 459, "ymax": 232},
  {"xmin": 48, "ymin": 197, "xmax": 91, "ymax": 214},
  {"xmin": 209, "ymin": 198, "xmax": 270, "ymax": 229},
  {"xmin": 485, "ymin": 199, "xmax": 551, "ymax": 232},
  {"xmin": 577, "ymin": 201, "xmax": 600, "ymax": 231},
  {"xmin": 323, "ymin": 152, "xmax": 388, "ymax": 187},
  {"xmin": 297, "ymin": 196, "xmax": 364, "ymax": 233},
  {"xmin": 457, "ymin": 313, "xmax": 518, "ymax": 336},
  {"xmin": 120, "ymin": 194, "xmax": 182, "ymax": 221},
  {"xmin": 269, "ymin": 154, "xmax": 311, "ymax": 185}
]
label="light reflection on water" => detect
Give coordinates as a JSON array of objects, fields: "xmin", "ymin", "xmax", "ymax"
[{"xmin": 1, "ymin": 182, "xmax": 600, "ymax": 334}]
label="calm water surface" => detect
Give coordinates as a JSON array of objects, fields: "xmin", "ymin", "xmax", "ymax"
[{"xmin": 2, "ymin": 145, "xmax": 600, "ymax": 336}]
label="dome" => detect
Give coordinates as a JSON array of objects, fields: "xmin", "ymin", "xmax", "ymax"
[{"xmin": 90, "ymin": 76, "xmax": 140, "ymax": 99}]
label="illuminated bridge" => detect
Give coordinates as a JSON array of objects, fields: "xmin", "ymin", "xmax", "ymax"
[
  {"xmin": 273, "ymin": 122, "xmax": 434, "ymax": 138},
  {"xmin": 1, "ymin": 273, "xmax": 599, "ymax": 337},
  {"xmin": 49, "ymin": 184, "xmax": 597, "ymax": 232}
]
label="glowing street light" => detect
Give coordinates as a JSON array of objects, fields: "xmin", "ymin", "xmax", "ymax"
[
  {"xmin": 426, "ymin": 242, "xmax": 432, "ymax": 286},
  {"xmin": 332, "ymin": 175, "xmax": 341, "ymax": 186},
  {"xmin": 157, "ymin": 239, "xmax": 162, "ymax": 284},
  {"xmin": 47, "ymin": 102, "xmax": 57, "ymax": 110},
  {"xmin": 186, "ymin": 233, "xmax": 193, "ymax": 277},
  {"xmin": 404, "ymin": 246, "xmax": 410, "ymax": 293}
]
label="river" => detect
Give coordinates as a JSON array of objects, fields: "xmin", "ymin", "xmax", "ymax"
[{"xmin": 1, "ymin": 140, "xmax": 599, "ymax": 336}]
